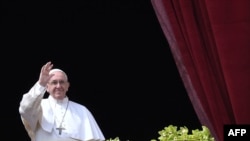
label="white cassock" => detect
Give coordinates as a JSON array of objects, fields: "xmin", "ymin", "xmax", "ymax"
[{"xmin": 19, "ymin": 82, "xmax": 105, "ymax": 141}]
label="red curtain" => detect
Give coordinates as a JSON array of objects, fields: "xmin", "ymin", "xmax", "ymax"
[{"xmin": 151, "ymin": 0, "xmax": 250, "ymax": 141}]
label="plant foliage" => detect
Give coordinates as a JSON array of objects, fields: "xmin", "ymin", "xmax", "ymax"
[
  {"xmin": 151, "ymin": 125, "xmax": 215, "ymax": 141},
  {"xmin": 106, "ymin": 125, "xmax": 215, "ymax": 141}
]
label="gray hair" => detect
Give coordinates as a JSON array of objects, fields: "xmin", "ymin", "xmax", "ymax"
[{"xmin": 49, "ymin": 68, "xmax": 68, "ymax": 81}]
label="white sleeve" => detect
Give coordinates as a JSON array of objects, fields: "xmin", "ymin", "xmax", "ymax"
[{"xmin": 19, "ymin": 82, "xmax": 46, "ymax": 136}]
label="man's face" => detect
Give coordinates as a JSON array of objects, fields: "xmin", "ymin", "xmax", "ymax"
[{"xmin": 46, "ymin": 71, "xmax": 69, "ymax": 100}]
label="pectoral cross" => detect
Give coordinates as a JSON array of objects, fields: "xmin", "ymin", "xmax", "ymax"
[{"xmin": 56, "ymin": 125, "xmax": 65, "ymax": 135}]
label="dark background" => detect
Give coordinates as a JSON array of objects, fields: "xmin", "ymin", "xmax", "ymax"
[{"xmin": 2, "ymin": 0, "xmax": 201, "ymax": 140}]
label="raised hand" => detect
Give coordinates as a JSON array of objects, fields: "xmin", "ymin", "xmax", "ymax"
[{"xmin": 38, "ymin": 61, "xmax": 54, "ymax": 87}]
